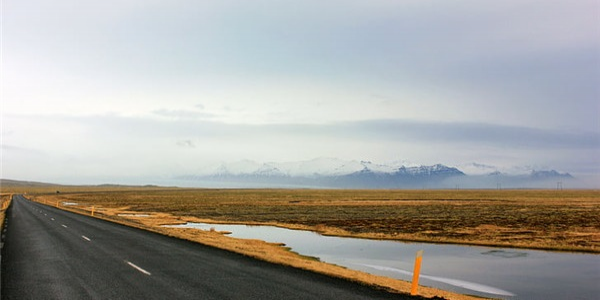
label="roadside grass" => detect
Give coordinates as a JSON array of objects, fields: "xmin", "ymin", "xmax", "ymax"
[
  {"xmin": 0, "ymin": 193, "xmax": 12, "ymax": 232},
  {"xmin": 28, "ymin": 188, "xmax": 600, "ymax": 253}
]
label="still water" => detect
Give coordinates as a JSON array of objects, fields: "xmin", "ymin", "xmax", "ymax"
[{"xmin": 165, "ymin": 223, "xmax": 599, "ymax": 300}]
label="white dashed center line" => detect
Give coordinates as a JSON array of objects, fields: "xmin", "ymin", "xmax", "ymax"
[
  {"xmin": 61, "ymin": 224, "xmax": 68, "ymax": 228},
  {"xmin": 82, "ymin": 236, "xmax": 91, "ymax": 242},
  {"xmin": 125, "ymin": 261, "xmax": 152, "ymax": 275}
]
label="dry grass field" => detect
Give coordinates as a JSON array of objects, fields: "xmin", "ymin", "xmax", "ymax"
[
  {"xmin": 0, "ymin": 193, "xmax": 12, "ymax": 232},
  {"xmin": 4, "ymin": 185, "xmax": 599, "ymax": 299},
  {"xmin": 27, "ymin": 188, "xmax": 600, "ymax": 253}
]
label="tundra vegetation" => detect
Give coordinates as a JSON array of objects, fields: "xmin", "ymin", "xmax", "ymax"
[
  {"xmin": 0, "ymin": 193, "xmax": 12, "ymax": 231},
  {"xmin": 23, "ymin": 188, "xmax": 599, "ymax": 252},
  {"xmin": 3, "ymin": 183, "xmax": 599, "ymax": 299}
]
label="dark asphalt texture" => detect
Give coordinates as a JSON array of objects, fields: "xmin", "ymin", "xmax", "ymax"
[{"xmin": 1, "ymin": 195, "xmax": 425, "ymax": 299}]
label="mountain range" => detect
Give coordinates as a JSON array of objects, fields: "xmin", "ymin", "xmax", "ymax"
[{"xmin": 177, "ymin": 158, "xmax": 574, "ymax": 189}]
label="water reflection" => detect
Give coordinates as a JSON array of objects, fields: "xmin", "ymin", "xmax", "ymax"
[
  {"xmin": 164, "ymin": 222, "xmax": 599, "ymax": 300},
  {"xmin": 481, "ymin": 250, "xmax": 528, "ymax": 258},
  {"xmin": 358, "ymin": 263, "xmax": 514, "ymax": 296}
]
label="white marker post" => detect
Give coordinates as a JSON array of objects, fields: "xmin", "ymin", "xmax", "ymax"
[{"xmin": 411, "ymin": 250, "xmax": 424, "ymax": 296}]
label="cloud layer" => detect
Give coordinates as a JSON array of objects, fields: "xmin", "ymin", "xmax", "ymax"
[
  {"xmin": 3, "ymin": 113, "xmax": 598, "ymax": 185},
  {"xmin": 2, "ymin": 0, "xmax": 599, "ymax": 186}
]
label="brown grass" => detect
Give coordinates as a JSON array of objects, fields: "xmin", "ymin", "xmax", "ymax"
[
  {"xmin": 0, "ymin": 193, "xmax": 12, "ymax": 232},
  {"xmin": 28, "ymin": 188, "xmax": 600, "ymax": 253},
  {"xmin": 7, "ymin": 186, "xmax": 600, "ymax": 299}
]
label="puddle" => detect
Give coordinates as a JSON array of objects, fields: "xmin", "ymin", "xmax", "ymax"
[{"xmin": 165, "ymin": 222, "xmax": 600, "ymax": 300}]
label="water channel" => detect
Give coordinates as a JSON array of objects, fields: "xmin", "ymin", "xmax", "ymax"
[{"xmin": 164, "ymin": 222, "xmax": 599, "ymax": 300}]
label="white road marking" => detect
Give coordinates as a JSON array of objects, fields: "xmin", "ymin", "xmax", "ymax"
[
  {"xmin": 61, "ymin": 224, "xmax": 68, "ymax": 228},
  {"xmin": 126, "ymin": 261, "xmax": 152, "ymax": 275},
  {"xmin": 81, "ymin": 236, "xmax": 91, "ymax": 242},
  {"xmin": 51, "ymin": 218, "xmax": 55, "ymax": 221}
]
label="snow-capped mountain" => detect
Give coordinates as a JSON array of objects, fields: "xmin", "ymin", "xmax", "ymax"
[
  {"xmin": 203, "ymin": 158, "xmax": 440, "ymax": 177},
  {"xmin": 181, "ymin": 158, "xmax": 464, "ymax": 188},
  {"xmin": 529, "ymin": 170, "xmax": 573, "ymax": 179},
  {"xmin": 459, "ymin": 162, "xmax": 574, "ymax": 177},
  {"xmin": 177, "ymin": 158, "xmax": 575, "ymax": 189},
  {"xmin": 396, "ymin": 164, "xmax": 464, "ymax": 177},
  {"xmin": 458, "ymin": 162, "xmax": 501, "ymax": 175},
  {"xmin": 272, "ymin": 158, "xmax": 365, "ymax": 177}
]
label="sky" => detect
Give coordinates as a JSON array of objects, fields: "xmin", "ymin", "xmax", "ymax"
[{"xmin": 1, "ymin": 0, "xmax": 599, "ymax": 186}]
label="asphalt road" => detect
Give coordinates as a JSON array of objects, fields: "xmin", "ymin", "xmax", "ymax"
[{"xmin": 1, "ymin": 195, "xmax": 420, "ymax": 300}]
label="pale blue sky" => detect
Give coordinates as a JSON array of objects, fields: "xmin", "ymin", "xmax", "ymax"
[{"xmin": 2, "ymin": 0, "xmax": 599, "ymax": 186}]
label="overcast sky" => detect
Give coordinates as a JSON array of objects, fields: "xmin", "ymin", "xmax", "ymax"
[{"xmin": 2, "ymin": 0, "xmax": 599, "ymax": 186}]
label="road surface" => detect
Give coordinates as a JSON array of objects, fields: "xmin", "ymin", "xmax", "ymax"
[{"xmin": 2, "ymin": 195, "xmax": 419, "ymax": 299}]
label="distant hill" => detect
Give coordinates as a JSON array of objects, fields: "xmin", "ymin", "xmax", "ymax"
[
  {"xmin": 0, "ymin": 179, "xmax": 62, "ymax": 187},
  {"xmin": 0, "ymin": 179, "xmax": 163, "ymax": 190}
]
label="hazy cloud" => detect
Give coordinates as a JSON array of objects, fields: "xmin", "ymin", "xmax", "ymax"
[
  {"xmin": 3, "ymin": 0, "xmax": 598, "ymax": 186},
  {"xmin": 152, "ymin": 109, "xmax": 216, "ymax": 120},
  {"xmin": 340, "ymin": 120, "xmax": 600, "ymax": 149},
  {"xmin": 3, "ymin": 112, "xmax": 598, "ymax": 184},
  {"xmin": 176, "ymin": 140, "xmax": 196, "ymax": 148}
]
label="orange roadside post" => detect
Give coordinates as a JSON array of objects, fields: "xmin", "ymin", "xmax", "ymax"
[{"xmin": 411, "ymin": 250, "xmax": 424, "ymax": 296}]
